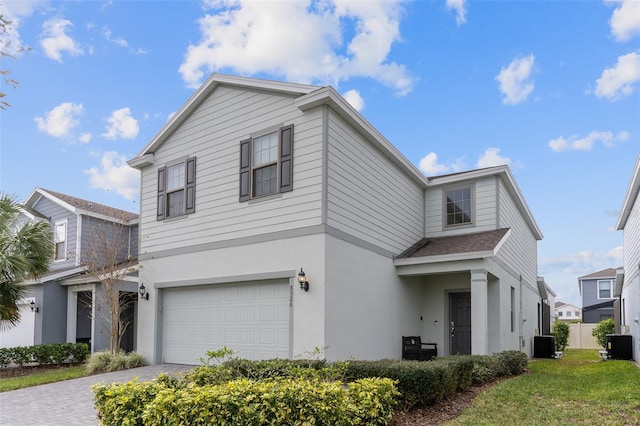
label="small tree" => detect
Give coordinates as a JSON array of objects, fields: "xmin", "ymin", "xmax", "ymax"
[
  {"xmin": 0, "ymin": 10, "xmax": 29, "ymax": 109},
  {"xmin": 83, "ymin": 214, "xmax": 137, "ymax": 354},
  {"xmin": 592, "ymin": 318, "xmax": 615, "ymax": 348},
  {"xmin": 551, "ymin": 320, "xmax": 570, "ymax": 351}
]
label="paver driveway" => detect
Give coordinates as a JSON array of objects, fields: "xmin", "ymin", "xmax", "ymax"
[{"xmin": 0, "ymin": 364, "xmax": 193, "ymax": 426}]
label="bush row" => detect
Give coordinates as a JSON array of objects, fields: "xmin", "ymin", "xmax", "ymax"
[
  {"xmin": 345, "ymin": 350, "xmax": 528, "ymax": 409},
  {"xmin": 85, "ymin": 350, "xmax": 148, "ymax": 374},
  {"xmin": 93, "ymin": 376, "xmax": 399, "ymax": 426},
  {"xmin": 0, "ymin": 342, "xmax": 89, "ymax": 368}
]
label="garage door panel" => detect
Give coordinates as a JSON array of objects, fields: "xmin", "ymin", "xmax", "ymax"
[{"xmin": 163, "ymin": 281, "xmax": 290, "ymax": 364}]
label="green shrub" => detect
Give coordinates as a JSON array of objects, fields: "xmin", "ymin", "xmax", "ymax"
[
  {"xmin": 85, "ymin": 350, "xmax": 148, "ymax": 374},
  {"xmin": 592, "ymin": 318, "xmax": 615, "ymax": 348},
  {"xmin": 496, "ymin": 350, "xmax": 528, "ymax": 375},
  {"xmin": 551, "ymin": 321, "xmax": 570, "ymax": 351},
  {"xmin": 93, "ymin": 377, "xmax": 170, "ymax": 426},
  {"xmin": 0, "ymin": 343, "xmax": 88, "ymax": 368}
]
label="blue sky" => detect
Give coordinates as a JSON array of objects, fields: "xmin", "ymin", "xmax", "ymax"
[{"xmin": 1, "ymin": 0, "xmax": 639, "ymax": 308}]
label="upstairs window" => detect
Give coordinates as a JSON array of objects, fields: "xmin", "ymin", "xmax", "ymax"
[
  {"xmin": 157, "ymin": 157, "xmax": 196, "ymax": 220},
  {"xmin": 558, "ymin": 311, "xmax": 563, "ymax": 317},
  {"xmin": 240, "ymin": 125, "xmax": 294, "ymax": 201},
  {"xmin": 445, "ymin": 187, "xmax": 472, "ymax": 227},
  {"xmin": 54, "ymin": 221, "xmax": 67, "ymax": 261},
  {"xmin": 598, "ymin": 280, "xmax": 612, "ymax": 299}
]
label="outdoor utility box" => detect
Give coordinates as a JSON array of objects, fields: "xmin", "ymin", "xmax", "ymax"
[
  {"xmin": 534, "ymin": 335, "xmax": 556, "ymax": 358},
  {"xmin": 606, "ymin": 334, "xmax": 633, "ymax": 360}
]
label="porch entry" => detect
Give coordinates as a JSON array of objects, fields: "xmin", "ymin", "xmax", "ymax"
[{"xmin": 449, "ymin": 292, "xmax": 471, "ymax": 355}]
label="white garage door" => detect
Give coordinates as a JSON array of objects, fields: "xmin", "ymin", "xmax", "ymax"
[
  {"xmin": 162, "ymin": 281, "xmax": 290, "ymax": 364},
  {"xmin": 0, "ymin": 301, "xmax": 35, "ymax": 349}
]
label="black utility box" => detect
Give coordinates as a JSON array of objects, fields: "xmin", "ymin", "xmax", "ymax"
[
  {"xmin": 606, "ymin": 334, "xmax": 633, "ymax": 360},
  {"xmin": 534, "ymin": 335, "xmax": 556, "ymax": 358}
]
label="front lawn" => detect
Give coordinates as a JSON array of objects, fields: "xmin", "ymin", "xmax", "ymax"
[
  {"xmin": 0, "ymin": 364, "xmax": 88, "ymax": 392},
  {"xmin": 447, "ymin": 349, "xmax": 640, "ymax": 425}
]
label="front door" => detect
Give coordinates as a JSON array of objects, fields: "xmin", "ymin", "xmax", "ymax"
[{"xmin": 450, "ymin": 292, "xmax": 471, "ymax": 355}]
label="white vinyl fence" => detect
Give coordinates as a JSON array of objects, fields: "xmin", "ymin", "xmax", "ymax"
[{"xmin": 567, "ymin": 323, "xmax": 601, "ymax": 349}]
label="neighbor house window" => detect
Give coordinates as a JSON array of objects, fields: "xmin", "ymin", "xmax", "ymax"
[
  {"xmin": 598, "ymin": 280, "xmax": 612, "ymax": 299},
  {"xmin": 239, "ymin": 125, "xmax": 294, "ymax": 201},
  {"xmin": 558, "ymin": 311, "xmax": 563, "ymax": 317},
  {"xmin": 575, "ymin": 311, "xmax": 580, "ymax": 317},
  {"xmin": 445, "ymin": 187, "xmax": 472, "ymax": 226},
  {"xmin": 157, "ymin": 157, "xmax": 196, "ymax": 220},
  {"xmin": 566, "ymin": 311, "xmax": 572, "ymax": 317},
  {"xmin": 54, "ymin": 220, "xmax": 67, "ymax": 261}
]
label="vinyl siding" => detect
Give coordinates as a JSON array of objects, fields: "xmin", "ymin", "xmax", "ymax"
[
  {"xmin": 30, "ymin": 196, "xmax": 78, "ymax": 270},
  {"xmin": 424, "ymin": 176, "xmax": 497, "ymax": 237},
  {"xmin": 497, "ymin": 179, "xmax": 537, "ymax": 285},
  {"xmin": 622, "ymin": 192, "xmax": 640, "ymax": 285},
  {"xmin": 79, "ymin": 216, "xmax": 138, "ymax": 265},
  {"xmin": 582, "ymin": 279, "xmax": 615, "ymax": 307},
  {"xmin": 325, "ymin": 109, "xmax": 423, "ymax": 254},
  {"xmin": 138, "ymin": 85, "xmax": 324, "ymax": 254}
]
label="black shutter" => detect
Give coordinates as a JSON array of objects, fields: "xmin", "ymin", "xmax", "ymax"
[
  {"xmin": 157, "ymin": 167, "xmax": 166, "ymax": 220},
  {"xmin": 279, "ymin": 124, "xmax": 294, "ymax": 193},
  {"xmin": 185, "ymin": 157, "xmax": 196, "ymax": 214},
  {"xmin": 239, "ymin": 139, "xmax": 251, "ymax": 201}
]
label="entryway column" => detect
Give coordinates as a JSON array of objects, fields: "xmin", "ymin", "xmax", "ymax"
[{"xmin": 471, "ymin": 269, "xmax": 489, "ymax": 355}]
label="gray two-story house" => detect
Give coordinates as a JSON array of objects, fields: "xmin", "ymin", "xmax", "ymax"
[
  {"xmin": 0, "ymin": 188, "xmax": 139, "ymax": 353},
  {"xmin": 128, "ymin": 73, "xmax": 548, "ymax": 365},
  {"xmin": 579, "ymin": 268, "xmax": 618, "ymax": 323}
]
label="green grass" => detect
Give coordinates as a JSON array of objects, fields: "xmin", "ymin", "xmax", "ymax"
[
  {"xmin": 0, "ymin": 365, "xmax": 88, "ymax": 392},
  {"xmin": 447, "ymin": 349, "xmax": 640, "ymax": 425}
]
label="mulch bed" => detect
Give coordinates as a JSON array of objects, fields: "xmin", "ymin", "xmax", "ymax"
[{"xmin": 0, "ymin": 364, "xmax": 81, "ymax": 379}]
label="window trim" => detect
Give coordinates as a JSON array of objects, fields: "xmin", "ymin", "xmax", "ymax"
[
  {"xmin": 597, "ymin": 279, "xmax": 613, "ymax": 299},
  {"xmin": 157, "ymin": 157, "xmax": 196, "ymax": 221},
  {"xmin": 443, "ymin": 184, "xmax": 475, "ymax": 229},
  {"xmin": 240, "ymin": 124, "xmax": 293, "ymax": 202},
  {"xmin": 53, "ymin": 219, "xmax": 67, "ymax": 262}
]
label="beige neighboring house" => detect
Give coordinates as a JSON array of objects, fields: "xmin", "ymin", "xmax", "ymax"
[{"xmin": 554, "ymin": 302, "xmax": 582, "ymax": 322}]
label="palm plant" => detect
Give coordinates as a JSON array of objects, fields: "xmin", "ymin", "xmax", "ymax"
[{"xmin": 0, "ymin": 194, "xmax": 53, "ymax": 329}]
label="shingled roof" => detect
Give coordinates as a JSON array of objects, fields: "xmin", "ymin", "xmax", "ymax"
[
  {"xmin": 578, "ymin": 267, "xmax": 620, "ymax": 280},
  {"xmin": 36, "ymin": 188, "xmax": 138, "ymax": 222},
  {"xmin": 396, "ymin": 228, "xmax": 510, "ymax": 259}
]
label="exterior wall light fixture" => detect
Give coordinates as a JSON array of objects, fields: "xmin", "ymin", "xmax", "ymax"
[
  {"xmin": 298, "ymin": 268, "xmax": 309, "ymax": 292},
  {"xmin": 139, "ymin": 283, "xmax": 149, "ymax": 300},
  {"xmin": 30, "ymin": 300, "xmax": 39, "ymax": 313}
]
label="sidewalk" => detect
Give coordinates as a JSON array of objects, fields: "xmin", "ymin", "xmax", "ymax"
[{"xmin": 0, "ymin": 364, "xmax": 193, "ymax": 426}]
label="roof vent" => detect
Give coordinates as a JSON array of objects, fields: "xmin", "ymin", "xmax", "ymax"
[{"xmin": 88, "ymin": 203, "xmax": 93, "ymax": 209}]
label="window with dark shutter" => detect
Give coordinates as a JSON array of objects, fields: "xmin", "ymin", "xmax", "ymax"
[
  {"xmin": 239, "ymin": 124, "xmax": 294, "ymax": 201},
  {"xmin": 156, "ymin": 157, "xmax": 196, "ymax": 220}
]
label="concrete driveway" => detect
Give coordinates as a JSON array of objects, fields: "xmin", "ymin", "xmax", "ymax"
[{"xmin": 0, "ymin": 364, "xmax": 194, "ymax": 426}]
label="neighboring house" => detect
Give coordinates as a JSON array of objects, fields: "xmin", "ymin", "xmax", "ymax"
[
  {"xmin": 578, "ymin": 268, "xmax": 619, "ymax": 323},
  {"xmin": 128, "ymin": 73, "xmax": 548, "ymax": 365},
  {"xmin": 555, "ymin": 302, "xmax": 582, "ymax": 322},
  {"xmin": 616, "ymin": 154, "xmax": 640, "ymax": 361},
  {"xmin": 0, "ymin": 188, "xmax": 139, "ymax": 353}
]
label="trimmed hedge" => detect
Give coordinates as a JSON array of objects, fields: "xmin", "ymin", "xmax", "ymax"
[
  {"xmin": 93, "ymin": 376, "xmax": 399, "ymax": 426},
  {"xmin": 0, "ymin": 343, "xmax": 89, "ymax": 368}
]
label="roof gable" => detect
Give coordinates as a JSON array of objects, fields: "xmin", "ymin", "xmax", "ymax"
[
  {"xmin": 25, "ymin": 188, "xmax": 138, "ymax": 224},
  {"xmin": 578, "ymin": 267, "xmax": 619, "ymax": 280}
]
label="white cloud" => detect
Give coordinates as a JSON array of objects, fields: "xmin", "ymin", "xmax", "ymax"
[
  {"xmin": 34, "ymin": 102, "xmax": 84, "ymax": 138},
  {"xmin": 608, "ymin": 0, "xmax": 640, "ymax": 42},
  {"xmin": 594, "ymin": 51, "xmax": 640, "ymax": 101},
  {"xmin": 178, "ymin": 0, "xmax": 414, "ymax": 95},
  {"xmin": 539, "ymin": 246, "xmax": 623, "ymax": 277},
  {"xmin": 495, "ymin": 54, "xmax": 535, "ymax": 105},
  {"xmin": 476, "ymin": 147, "xmax": 514, "ymax": 168},
  {"xmin": 446, "ymin": 0, "xmax": 467, "ymax": 26},
  {"xmin": 102, "ymin": 108, "xmax": 139, "ymax": 140},
  {"xmin": 342, "ymin": 89, "xmax": 364, "ymax": 111},
  {"xmin": 40, "ymin": 18, "xmax": 83, "ymax": 62},
  {"xmin": 548, "ymin": 130, "xmax": 630, "ymax": 152},
  {"xmin": 84, "ymin": 151, "xmax": 140, "ymax": 201},
  {"xmin": 79, "ymin": 132, "xmax": 92, "ymax": 143},
  {"xmin": 418, "ymin": 152, "xmax": 466, "ymax": 176},
  {"xmin": 102, "ymin": 27, "xmax": 128, "ymax": 47}
]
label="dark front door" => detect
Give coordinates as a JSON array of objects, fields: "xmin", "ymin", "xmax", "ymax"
[{"xmin": 450, "ymin": 292, "xmax": 471, "ymax": 355}]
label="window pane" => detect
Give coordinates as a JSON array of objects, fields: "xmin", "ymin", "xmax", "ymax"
[
  {"xmin": 55, "ymin": 242, "xmax": 65, "ymax": 260},
  {"xmin": 167, "ymin": 190, "xmax": 184, "ymax": 216},
  {"xmin": 166, "ymin": 163, "xmax": 185, "ymax": 191},
  {"xmin": 446, "ymin": 188, "xmax": 471, "ymax": 225},
  {"xmin": 599, "ymin": 280, "xmax": 611, "ymax": 298},
  {"xmin": 253, "ymin": 132, "xmax": 278, "ymax": 166},
  {"xmin": 253, "ymin": 164, "xmax": 277, "ymax": 196},
  {"xmin": 55, "ymin": 223, "xmax": 66, "ymax": 243}
]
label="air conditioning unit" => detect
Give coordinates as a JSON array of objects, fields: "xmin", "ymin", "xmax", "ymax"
[
  {"xmin": 606, "ymin": 334, "xmax": 633, "ymax": 360},
  {"xmin": 534, "ymin": 335, "xmax": 556, "ymax": 358}
]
